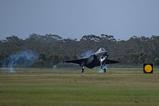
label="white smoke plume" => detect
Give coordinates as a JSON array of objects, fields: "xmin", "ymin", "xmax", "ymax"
[{"xmin": 3, "ymin": 50, "xmax": 38, "ymax": 72}]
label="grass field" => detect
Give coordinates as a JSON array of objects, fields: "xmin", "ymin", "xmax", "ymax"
[{"xmin": 0, "ymin": 68, "xmax": 159, "ymax": 106}]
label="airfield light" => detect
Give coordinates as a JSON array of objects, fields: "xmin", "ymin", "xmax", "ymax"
[{"xmin": 143, "ymin": 64, "xmax": 153, "ymax": 73}]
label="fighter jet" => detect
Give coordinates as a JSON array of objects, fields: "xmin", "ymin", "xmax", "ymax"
[{"xmin": 65, "ymin": 48, "xmax": 119, "ymax": 73}]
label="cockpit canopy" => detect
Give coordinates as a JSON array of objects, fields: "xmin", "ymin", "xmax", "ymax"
[{"xmin": 95, "ymin": 48, "xmax": 107, "ymax": 55}]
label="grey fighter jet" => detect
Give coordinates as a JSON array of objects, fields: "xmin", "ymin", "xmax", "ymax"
[{"xmin": 65, "ymin": 48, "xmax": 119, "ymax": 73}]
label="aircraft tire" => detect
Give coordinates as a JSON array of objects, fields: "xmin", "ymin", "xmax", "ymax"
[
  {"xmin": 103, "ymin": 69, "xmax": 106, "ymax": 73},
  {"xmin": 81, "ymin": 67, "xmax": 84, "ymax": 73}
]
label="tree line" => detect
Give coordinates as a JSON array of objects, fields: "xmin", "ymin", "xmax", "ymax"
[{"xmin": 0, "ymin": 33, "xmax": 159, "ymax": 67}]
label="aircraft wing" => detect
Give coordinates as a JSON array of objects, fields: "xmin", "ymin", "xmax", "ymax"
[
  {"xmin": 105, "ymin": 59, "xmax": 119, "ymax": 64},
  {"xmin": 65, "ymin": 58, "xmax": 87, "ymax": 65}
]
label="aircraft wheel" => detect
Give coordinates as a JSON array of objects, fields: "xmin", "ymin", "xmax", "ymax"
[
  {"xmin": 81, "ymin": 67, "xmax": 84, "ymax": 73},
  {"xmin": 103, "ymin": 69, "xmax": 107, "ymax": 73}
]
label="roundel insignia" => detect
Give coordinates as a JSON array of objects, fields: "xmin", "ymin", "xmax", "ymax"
[{"xmin": 143, "ymin": 64, "xmax": 153, "ymax": 73}]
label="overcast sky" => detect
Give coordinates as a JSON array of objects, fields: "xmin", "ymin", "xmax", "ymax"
[{"xmin": 0, "ymin": 0, "xmax": 159, "ymax": 40}]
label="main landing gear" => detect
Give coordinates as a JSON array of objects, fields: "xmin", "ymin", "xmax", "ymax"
[
  {"xmin": 101, "ymin": 64, "xmax": 107, "ymax": 73},
  {"xmin": 103, "ymin": 68, "xmax": 107, "ymax": 73},
  {"xmin": 81, "ymin": 66, "xmax": 84, "ymax": 73}
]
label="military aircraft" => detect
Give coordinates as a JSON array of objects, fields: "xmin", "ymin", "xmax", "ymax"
[{"xmin": 65, "ymin": 48, "xmax": 119, "ymax": 73}]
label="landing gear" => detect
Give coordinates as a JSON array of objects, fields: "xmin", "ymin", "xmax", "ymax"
[
  {"xmin": 100, "ymin": 64, "xmax": 107, "ymax": 73},
  {"xmin": 103, "ymin": 68, "xmax": 107, "ymax": 73},
  {"xmin": 81, "ymin": 66, "xmax": 84, "ymax": 73},
  {"xmin": 100, "ymin": 55, "xmax": 108, "ymax": 73}
]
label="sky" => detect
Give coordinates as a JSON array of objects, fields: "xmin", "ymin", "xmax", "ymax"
[{"xmin": 0, "ymin": 0, "xmax": 159, "ymax": 40}]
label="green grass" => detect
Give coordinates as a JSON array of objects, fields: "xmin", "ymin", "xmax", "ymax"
[{"xmin": 0, "ymin": 68, "xmax": 159, "ymax": 106}]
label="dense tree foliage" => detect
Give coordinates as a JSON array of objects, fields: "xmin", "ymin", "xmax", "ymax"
[{"xmin": 0, "ymin": 34, "xmax": 159, "ymax": 67}]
